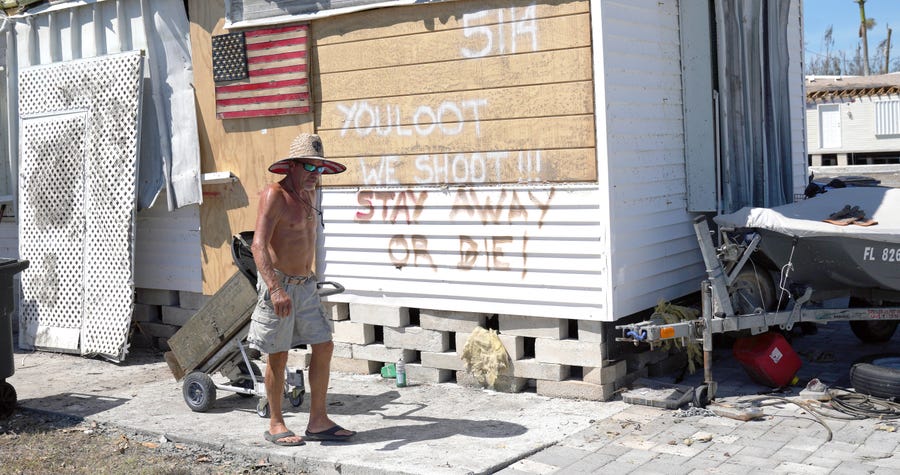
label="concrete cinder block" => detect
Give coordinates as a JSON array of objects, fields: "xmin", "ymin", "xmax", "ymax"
[
  {"xmin": 583, "ymin": 360, "xmax": 627, "ymax": 385},
  {"xmin": 351, "ymin": 343, "xmax": 415, "ymax": 364},
  {"xmin": 384, "ymin": 326, "xmax": 449, "ymax": 352},
  {"xmin": 330, "ymin": 356, "xmax": 380, "ymax": 374},
  {"xmin": 420, "ymin": 351, "xmax": 466, "ymax": 371},
  {"xmin": 161, "ymin": 305, "xmax": 195, "ymax": 327},
  {"xmin": 616, "ymin": 367, "xmax": 649, "ymax": 390},
  {"xmin": 456, "ymin": 371, "xmax": 527, "ymax": 393},
  {"xmin": 129, "ymin": 331, "xmax": 155, "ymax": 349},
  {"xmin": 333, "ymin": 342, "xmax": 353, "ymax": 359},
  {"xmin": 497, "ymin": 334, "xmax": 525, "ymax": 360},
  {"xmin": 156, "ymin": 337, "xmax": 172, "ymax": 352},
  {"xmin": 624, "ymin": 348, "xmax": 670, "ymax": 372},
  {"xmin": 131, "ymin": 303, "xmax": 161, "ymax": 323},
  {"xmin": 349, "ymin": 303, "xmax": 410, "ymax": 327},
  {"xmin": 407, "ymin": 363, "xmax": 453, "ymax": 383},
  {"xmin": 178, "ymin": 291, "xmax": 209, "ymax": 311},
  {"xmin": 332, "ymin": 320, "xmax": 376, "ymax": 345},
  {"xmin": 576, "ymin": 319, "xmax": 609, "ymax": 343},
  {"xmin": 135, "ymin": 288, "xmax": 179, "ymax": 306},
  {"xmin": 506, "ymin": 358, "xmax": 570, "ymax": 381},
  {"xmin": 498, "ymin": 314, "xmax": 568, "ymax": 339},
  {"xmin": 419, "ymin": 309, "xmax": 489, "ymax": 332},
  {"xmin": 137, "ymin": 322, "xmax": 179, "ymax": 339},
  {"xmin": 648, "ymin": 352, "xmax": 689, "ymax": 377},
  {"xmin": 324, "ymin": 302, "xmax": 350, "ymax": 321},
  {"xmin": 536, "ymin": 379, "xmax": 617, "ymax": 401},
  {"xmin": 534, "ymin": 338, "xmax": 605, "ymax": 367},
  {"xmin": 454, "ymin": 332, "xmax": 471, "ymax": 356}
]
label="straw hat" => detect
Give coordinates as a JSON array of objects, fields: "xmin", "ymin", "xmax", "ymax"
[{"xmin": 268, "ymin": 133, "xmax": 346, "ymax": 175}]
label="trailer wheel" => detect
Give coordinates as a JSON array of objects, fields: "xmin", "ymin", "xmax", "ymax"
[
  {"xmin": 183, "ymin": 372, "xmax": 216, "ymax": 412},
  {"xmin": 850, "ymin": 353, "xmax": 900, "ymax": 400},
  {"xmin": 0, "ymin": 381, "xmax": 16, "ymax": 419},
  {"xmin": 730, "ymin": 267, "xmax": 776, "ymax": 315},
  {"xmin": 849, "ymin": 320, "xmax": 898, "ymax": 343}
]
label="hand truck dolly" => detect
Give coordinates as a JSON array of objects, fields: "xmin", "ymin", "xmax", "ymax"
[{"xmin": 177, "ymin": 231, "xmax": 343, "ymax": 418}]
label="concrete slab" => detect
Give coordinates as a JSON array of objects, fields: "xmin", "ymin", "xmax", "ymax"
[{"xmin": 7, "ymin": 343, "xmax": 630, "ymax": 475}]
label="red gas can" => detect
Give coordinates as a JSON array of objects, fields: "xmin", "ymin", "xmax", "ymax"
[{"xmin": 732, "ymin": 332, "xmax": 802, "ymax": 388}]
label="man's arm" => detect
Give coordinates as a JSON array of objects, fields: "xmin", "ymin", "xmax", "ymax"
[{"xmin": 251, "ymin": 184, "xmax": 292, "ymax": 317}]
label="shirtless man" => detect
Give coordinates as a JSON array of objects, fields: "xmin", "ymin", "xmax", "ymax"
[{"xmin": 248, "ymin": 133, "xmax": 355, "ymax": 446}]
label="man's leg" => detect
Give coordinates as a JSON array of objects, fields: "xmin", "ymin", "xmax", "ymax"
[
  {"xmin": 265, "ymin": 351, "xmax": 303, "ymax": 443},
  {"xmin": 306, "ymin": 340, "xmax": 353, "ymax": 436}
]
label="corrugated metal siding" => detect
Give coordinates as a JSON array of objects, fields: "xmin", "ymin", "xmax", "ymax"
[
  {"xmin": 5, "ymin": 0, "xmax": 202, "ymax": 293},
  {"xmin": 599, "ymin": 0, "xmax": 703, "ymax": 317},
  {"xmin": 322, "ymin": 184, "xmax": 608, "ymax": 319}
]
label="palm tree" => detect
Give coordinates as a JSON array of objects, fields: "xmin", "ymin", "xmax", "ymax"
[{"xmin": 854, "ymin": 0, "xmax": 877, "ymax": 75}]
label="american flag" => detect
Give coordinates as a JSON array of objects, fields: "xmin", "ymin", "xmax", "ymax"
[{"xmin": 212, "ymin": 24, "xmax": 310, "ymax": 120}]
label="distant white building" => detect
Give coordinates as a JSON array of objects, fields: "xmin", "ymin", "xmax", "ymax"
[{"xmin": 806, "ymin": 74, "xmax": 900, "ymax": 167}]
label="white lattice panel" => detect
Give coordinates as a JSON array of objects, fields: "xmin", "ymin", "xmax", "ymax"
[
  {"xmin": 18, "ymin": 52, "xmax": 145, "ymax": 361},
  {"xmin": 18, "ymin": 113, "xmax": 89, "ymax": 351}
]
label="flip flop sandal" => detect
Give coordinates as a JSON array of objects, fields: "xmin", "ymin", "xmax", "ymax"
[{"xmin": 264, "ymin": 430, "xmax": 305, "ymax": 446}]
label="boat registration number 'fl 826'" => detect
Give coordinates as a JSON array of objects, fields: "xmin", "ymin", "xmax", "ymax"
[{"xmin": 862, "ymin": 247, "xmax": 900, "ymax": 262}]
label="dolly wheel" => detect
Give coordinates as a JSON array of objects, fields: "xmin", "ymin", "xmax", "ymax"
[
  {"xmin": 256, "ymin": 398, "xmax": 270, "ymax": 418},
  {"xmin": 183, "ymin": 372, "xmax": 216, "ymax": 412},
  {"xmin": 289, "ymin": 387, "xmax": 305, "ymax": 408},
  {"xmin": 0, "ymin": 381, "xmax": 16, "ymax": 419}
]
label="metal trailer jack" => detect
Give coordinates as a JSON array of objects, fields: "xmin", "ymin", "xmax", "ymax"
[{"xmin": 616, "ymin": 216, "xmax": 900, "ymax": 407}]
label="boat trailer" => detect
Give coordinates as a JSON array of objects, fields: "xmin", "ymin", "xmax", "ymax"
[{"xmin": 616, "ymin": 216, "xmax": 900, "ymax": 405}]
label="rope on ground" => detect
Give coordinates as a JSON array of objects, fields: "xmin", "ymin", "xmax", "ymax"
[{"xmin": 824, "ymin": 388, "xmax": 900, "ymax": 420}]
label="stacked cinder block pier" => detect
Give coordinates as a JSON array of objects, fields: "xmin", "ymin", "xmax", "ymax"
[
  {"xmin": 322, "ymin": 302, "xmax": 664, "ymax": 402},
  {"xmin": 130, "ymin": 289, "xmax": 681, "ymax": 402}
]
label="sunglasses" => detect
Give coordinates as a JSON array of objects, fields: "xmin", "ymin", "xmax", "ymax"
[{"xmin": 297, "ymin": 161, "xmax": 326, "ymax": 173}]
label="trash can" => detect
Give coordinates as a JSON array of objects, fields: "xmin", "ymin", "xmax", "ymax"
[{"xmin": 1, "ymin": 258, "xmax": 29, "ymax": 419}]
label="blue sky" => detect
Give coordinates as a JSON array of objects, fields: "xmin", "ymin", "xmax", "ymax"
[{"xmin": 804, "ymin": 0, "xmax": 900, "ymax": 60}]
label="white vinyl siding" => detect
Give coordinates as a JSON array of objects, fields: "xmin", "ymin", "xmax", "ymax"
[{"xmin": 598, "ymin": 0, "xmax": 704, "ymax": 317}]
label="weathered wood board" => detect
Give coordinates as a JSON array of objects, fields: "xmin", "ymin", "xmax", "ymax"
[
  {"xmin": 312, "ymin": 0, "xmax": 597, "ymax": 186},
  {"xmin": 164, "ymin": 271, "xmax": 258, "ymax": 380}
]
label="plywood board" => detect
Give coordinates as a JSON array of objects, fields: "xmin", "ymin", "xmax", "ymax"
[
  {"xmin": 316, "ymin": 13, "xmax": 591, "ymax": 72},
  {"xmin": 313, "ymin": 0, "xmax": 590, "ymax": 44},
  {"xmin": 312, "ymin": 0, "xmax": 595, "ymax": 188},
  {"xmin": 190, "ymin": 0, "xmax": 315, "ymax": 294}
]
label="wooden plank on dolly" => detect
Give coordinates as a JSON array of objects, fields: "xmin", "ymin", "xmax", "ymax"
[{"xmin": 165, "ymin": 271, "xmax": 258, "ymax": 380}]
